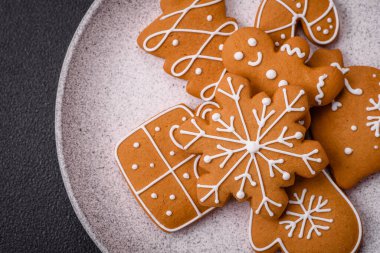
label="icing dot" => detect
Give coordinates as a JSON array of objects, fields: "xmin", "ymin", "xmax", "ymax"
[
  {"xmin": 266, "ymin": 69, "xmax": 277, "ymax": 80},
  {"xmin": 195, "ymin": 68, "xmax": 202, "ymax": 75},
  {"xmin": 282, "ymin": 172, "xmax": 290, "ymax": 181},
  {"xmin": 204, "ymin": 155, "xmax": 211, "ymax": 163},
  {"xmin": 150, "ymin": 163, "xmax": 155, "ymax": 168},
  {"xmin": 374, "ymin": 145, "xmax": 379, "ymax": 150},
  {"xmin": 236, "ymin": 191, "xmax": 245, "ymax": 199},
  {"xmin": 151, "ymin": 193, "xmax": 157, "ymax": 199},
  {"xmin": 183, "ymin": 173, "xmax": 190, "ymax": 179},
  {"xmin": 295, "ymin": 132, "xmax": 303, "ymax": 139},
  {"xmin": 323, "ymin": 29, "xmax": 329, "ymax": 35},
  {"xmin": 248, "ymin": 38, "xmax": 257, "ymax": 47},
  {"xmin": 278, "ymin": 80, "xmax": 288, "ymax": 87},
  {"xmin": 280, "ymin": 34, "xmax": 286, "ymax": 40},
  {"xmin": 182, "ymin": 116, "xmax": 187, "ymax": 122},
  {"xmin": 169, "ymin": 194, "xmax": 176, "ymax": 200},
  {"xmin": 329, "ymin": 25, "xmax": 334, "ymax": 29},
  {"xmin": 317, "ymin": 26, "xmax": 322, "ymax": 32},
  {"xmin": 327, "ymin": 18, "xmax": 333, "ymax": 23},
  {"xmin": 133, "ymin": 142, "xmax": 140, "ymax": 148},
  {"xmin": 234, "ymin": 51, "xmax": 244, "ymax": 61},
  {"xmin": 275, "ymin": 41, "xmax": 280, "ymax": 47},
  {"xmin": 172, "ymin": 39, "xmax": 179, "ymax": 46},
  {"xmin": 155, "ymin": 126, "xmax": 160, "ymax": 132},
  {"xmin": 298, "ymin": 120, "xmax": 305, "ymax": 126},
  {"xmin": 170, "ymin": 151, "xmax": 175, "ymax": 156},
  {"xmin": 207, "ymin": 15, "xmax": 213, "ymax": 21},
  {"xmin": 166, "ymin": 210, "xmax": 172, "ymax": 216},
  {"xmin": 218, "ymin": 44, "xmax": 224, "ymax": 51},
  {"xmin": 351, "ymin": 125, "xmax": 358, "ymax": 131},
  {"xmin": 131, "ymin": 164, "xmax": 138, "ymax": 170},
  {"xmin": 344, "ymin": 147, "xmax": 353, "ymax": 155},
  {"xmin": 373, "ymin": 74, "xmax": 377, "ymax": 78},
  {"xmin": 212, "ymin": 113, "xmax": 221, "ymax": 121},
  {"xmin": 262, "ymin": 97, "xmax": 271, "ymax": 106},
  {"xmin": 296, "ymin": 2, "xmax": 301, "ymax": 8}
]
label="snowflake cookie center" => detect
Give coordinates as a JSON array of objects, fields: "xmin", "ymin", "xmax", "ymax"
[{"xmin": 245, "ymin": 141, "xmax": 261, "ymax": 154}]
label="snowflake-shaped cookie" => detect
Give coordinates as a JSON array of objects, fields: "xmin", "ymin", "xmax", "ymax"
[{"xmin": 171, "ymin": 74, "xmax": 328, "ymax": 218}]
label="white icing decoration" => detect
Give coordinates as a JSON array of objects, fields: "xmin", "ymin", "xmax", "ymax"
[
  {"xmin": 373, "ymin": 74, "xmax": 377, "ymax": 78},
  {"xmin": 172, "ymin": 39, "xmax": 179, "ymax": 46},
  {"xmin": 278, "ymin": 80, "xmax": 288, "ymax": 87},
  {"xmin": 279, "ymin": 188, "xmax": 333, "ymax": 239},
  {"xmin": 207, "ymin": 15, "xmax": 213, "ymax": 21},
  {"xmin": 183, "ymin": 173, "xmax": 190, "ymax": 179},
  {"xmin": 323, "ymin": 29, "xmax": 329, "ymax": 35},
  {"xmin": 200, "ymin": 69, "xmax": 227, "ymax": 101},
  {"xmin": 182, "ymin": 117, "xmax": 187, "ymax": 122},
  {"xmin": 331, "ymin": 100, "xmax": 342, "ymax": 111},
  {"xmin": 218, "ymin": 44, "xmax": 224, "ymax": 51},
  {"xmin": 169, "ymin": 194, "xmax": 176, "ymax": 200},
  {"xmin": 234, "ymin": 51, "xmax": 244, "ymax": 61},
  {"xmin": 329, "ymin": 25, "xmax": 334, "ymax": 29},
  {"xmin": 196, "ymin": 101, "xmax": 221, "ymax": 119},
  {"xmin": 351, "ymin": 125, "xmax": 358, "ymax": 132},
  {"xmin": 195, "ymin": 67, "xmax": 203, "ymax": 75},
  {"xmin": 366, "ymin": 95, "xmax": 380, "ymax": 137},
  {"xmin": 170, "ymin": 151, "xmax": 176, "ymax": 156},
  {"xmin": 317, "ymin": 26, "xmax": 322, "ymax": 32},
  {"xmin": 248, "ymin": 38, "xmax": 257, "ymax": 47},
  {"xmin": 296, "ymin": 2, "xmax": 301, "ymax": 9},
  {"xmin": 374, "ymin": 145, "xmax": 379, "ymax": 150},
  {"xmin": 255, "ymin": 0, "xmax": 339, "ymax": 45},
  {"xmin": 344, "ymin": 147, "xmax": 353, "ymax": 155},
  {"xmin": 151, "ymin": 193, "xmax": 158, "ymax": 199},
  {"xmin": 327, "ymin": 17, "xmax": 333, "ymax": 23},
  {"xmin": 247, "ymin": 52, "xmax": 263, "ymax": 67},
  {"xmin": 133, "ymin": 142, "xmax": 140, "ymax": 148},
  {"xmin": 173, "ymin": 76, "xmax": 323, "ymax": 217},
  {"xmin": 315, "ymin": 74, "xmax": 328, "ymax": 105},
  {"xmin": 166, "ymin": 210, "xmax": 172, "ymax": 216},
  {"xmin": 280, "ymin": 33, "xmax": 286, "ymax": 39},
  {"xmin": 275, "ymin": 42, "xmax": 280, "ymax": 47},
  {"xmin": 150, "ymin": 163, "xmax": 155, "ymax": 168},
  {"xmin": 331, "ymin": 62, "xmax": 363, "ymax": 96},
  {"xmin": 132, "ymin": 164, "xmax": 138, "ymax": 170},
  {"xmin": 298, "ymin": 120, "xmax": 305, "ymax": 126},
  {"xmin": 155, "ymin": 126, "xmax": 161, "ymax": 132},
  {"xmin": 280, "ymin": 44, "xmax": 306, "ymax": 59},
  {"xmin": 266, "ymin": 69, "xmax": 277, "ymax": 80}
]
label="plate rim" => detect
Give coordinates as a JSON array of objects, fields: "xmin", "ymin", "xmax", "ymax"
[{"xmin": 55, "ymin": 0, "xmax": 107, "ymax": 252}]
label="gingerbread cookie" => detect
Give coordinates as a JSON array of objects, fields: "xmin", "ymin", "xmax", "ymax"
[
  {"xmin": 171, "ymin": 74, "xmax": 328, "ymax": 218},
  {"xmin": 254, "ymin": 0, "xmax": 339, "ymax": 46},
  {"xmin": 137, "ymin": 0, "xmax": 238, "ymax": 101},
  {"xmin": 308, "ymin": 50, "xmax": 380, "ymax": 189},
  {"xmin": 115, "ymin": 105, "xmax": 213, "ymax": 232},
  {"xmin": 222, "ymin": 27, "xmax": 344, "ymax": 107},
  {"xmin": 250, "ymin": 171, "xmax": 362, "ymax": 253}
]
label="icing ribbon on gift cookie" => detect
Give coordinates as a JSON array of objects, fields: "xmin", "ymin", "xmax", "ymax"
[
  {"xmin": 309, "ymin": 49, "xmax": 380, "ymax": 189},
  {"xmin": 137, "ymin": 0, "xmax": 238, "ymax": 101},
  {"xmin": 171, "ymin": 73, "xmax": 328, "ymax": 218},
  {"xmin": 222, "ymin": 27, "xmax": 344, "ymax": 107},
  {"xmin": 249, "ymin": 170, "xmax": 362, "ymax": 253},
  {"xmin": 255, "ymin": 0, "xmax": 339, "ymax": 46}
]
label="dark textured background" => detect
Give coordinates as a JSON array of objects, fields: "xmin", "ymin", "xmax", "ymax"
[{"xmin": 0, "ymin": 1, "xmax": 101, "ymax": 252}]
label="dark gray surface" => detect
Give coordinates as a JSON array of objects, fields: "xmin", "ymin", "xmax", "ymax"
[{"xmin": 0, "ymin": 0, "xmax": 100, "ymax": 252}]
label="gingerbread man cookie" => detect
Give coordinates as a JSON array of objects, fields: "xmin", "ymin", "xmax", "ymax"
[
  {"xmin": 171, "ymin": 74, "xmax": 328, "ymax": 218},
  {"xmin": 222, "ymin": 27, "xmax": 344, "ymax": 107},
  {"xmin": 309, "ymin": 49, "xmax": 380, "ymax": 189},
  {"xmin": 250, "ymin": 171, "xmax": 362, "ymax": 253},
  {"xmin": 115, "ymin": 105, "xmax": 213, "ymax": 232},
  {"xmin": 137, "ymin": 0, "xmax": 238, "ymax": 101},
  {"xmin": 254, "ymin": 0, "xmax": 339, "ymax": 46}
]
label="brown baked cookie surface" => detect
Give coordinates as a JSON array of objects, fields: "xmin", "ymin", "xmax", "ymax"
[
  {"xmin": 254, "ymin": 0, "xmax": 339, "ymax": 46},
  {"xmin": 250, "ymin": 171, "xmax": 362, "ymax": 253},
  {"xmin": 115, "ymin": 105, "xmax": 213, "ymax": 232},
  {"xmin": 171, "ymin": 73, "xmax": 328, "ymax": 219},
  {"xmin": 309, "ymin": 50, "xmax": 380, "ymax": 189},
  {"xmin": 222, "ymin": 27, "xmax": 344, "ymax": 107},
  {"xmin": 137, "ymin": 0, "xmax": 238, "ymax": 101}
]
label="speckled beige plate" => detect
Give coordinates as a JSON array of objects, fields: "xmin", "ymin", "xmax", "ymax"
[{"xmin": 55, "ymin": 0, "xmax": 380, "ymax": 252}]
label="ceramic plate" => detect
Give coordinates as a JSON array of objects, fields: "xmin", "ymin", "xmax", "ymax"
[{"xmin": 56, "ymin": 0, "xmax": 380, "ymax": 252}]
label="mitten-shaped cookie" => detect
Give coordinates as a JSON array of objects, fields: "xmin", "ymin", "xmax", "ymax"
[
  {"xmin": 309, "ymin": 50, "xmax": 380, "ymax": 189},
  {"xmin": 222, "ymin": 27, "xmax": 344, "ymax": 107},
  {"xmin": 254, "ymin": 0, "xmax": 339, "ymax": 46},
  {"xmin": 115, "ymin": 105, "xmax": 213, "ymax": 232},
  {"xmin": 250, "ymin": 171, "xmax": 362, "ymax": 253},
  {"xmin": 137, "ymin": 0, "xmax": 238, "ymax": 101},
  {"xmin": 171, "ymin": 73, "xmax": 328, "ymax": 218}
]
